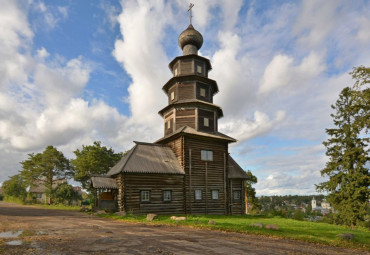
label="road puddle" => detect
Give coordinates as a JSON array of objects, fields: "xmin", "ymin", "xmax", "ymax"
[
  {"xmin": 7, "ymin": 240, "xmax": 22, "ymax": 245},
  {"xmin": 0, "ymin": 230, "xmax": 23, "ymax": 238}
]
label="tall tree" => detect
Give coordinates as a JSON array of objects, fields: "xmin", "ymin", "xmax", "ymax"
[
  {"xmin": 244, "ymin": 170, "xmax": 260, "ymax": 214},
  {"xmin": 71, "ymin": 141, "xmax": 122, "ymax": 190},
  {"xmin": 316, "ymin": 67, "xmax": 369, "ymax": 226},
  {"xmin": 2, "ymin": 174, "xmax": 27, "ymax": 200},
  {"xmin": 21, "ymin": 146, "xmax": 71, "ymax": 204}
]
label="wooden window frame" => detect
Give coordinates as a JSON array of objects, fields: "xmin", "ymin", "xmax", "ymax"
[
  {"xmin": 170, "ymin": 91, "xmax": 175, "ymax": 101},
  {"xmin": 163, "ymin": 190, "xmax": 172, "ymax": 202},
  {"xmin": 195, "ymin": 189, "xmax": 202, "ymax": 200},
  {"xmin": 233, "ymin": 190, "xmax": 241, "ymax": 200},
  {"xmin": 200, "ymin": 88, "xmax": 206, "ymax": 97},
  {"xmin": 201, "ymin": 150, "xmax": 213, "ymax": 161},
  {"xmin": 140, "ymin": 190, "xmax": 150, "ymax": 202},
  {"xmin": 204, "ymin": 117, "xmax": 209, "ymax": 127},
  {"xmin": 211, "ymin": 190, "xmax": 219, "ymax": 200}
]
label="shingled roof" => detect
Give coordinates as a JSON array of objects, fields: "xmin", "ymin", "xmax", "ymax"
[
  {"xmin": 106, "ymin": 142, "xmax": 185, "ymax": 176},
  {"xmin": 228, "ymin": 155, "xmax": 249, "ymax": 179},
  {"xmin": 91, "ymin": 176, "xmax": 118, "ymax": 189}
]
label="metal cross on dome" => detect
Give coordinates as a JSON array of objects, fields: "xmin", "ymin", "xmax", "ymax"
[{"xmin": 188, "ymin": 3, "xmax": 194, "ymax": 24}]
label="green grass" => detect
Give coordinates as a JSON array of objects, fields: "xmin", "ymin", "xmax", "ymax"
[
  {"xmin": 2, "ymin": 198, "xmax": 82, "ymax": 211},
  {"xmin": 98, "ymin": 214, "xmax": 370, "ymax": 251},
  {"xmin": 32, "ymin": 203, "xmax": 81, "ymax": 211}
]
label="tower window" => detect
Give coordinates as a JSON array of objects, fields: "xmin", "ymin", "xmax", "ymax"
[
  {"xmin": 201, "ymin": 150, "xmax": 213, "ymax": 161},
  {"xmin": 197, "ymin": 65, "xmax": 202, "ymax": 73},
  {"xmin": 204, "ymin": 117, "xmax": 209, "ymax": 127},
  {"xmin": 170, "ymin": 91, "xmax": 175, "ymax": 101},
  {"xmin": 200, "ymin": 88, "xmax": 206, "ymax": 97},
  {"xmin": 174, "ymin": 68, "xmax": 178, "ymax": 76},
  {"xmin": 167, "ymin": 121, "xmax": 171, "ymax": 129}
]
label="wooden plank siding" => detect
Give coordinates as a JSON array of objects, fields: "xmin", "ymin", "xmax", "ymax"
[
  {"xmin": 180, "ymin": 59, "xmax": 193, "ymax": 75},
  {"xmin": 122, "ymin": 173, "xmax": 185, "ymax": 215},
  {"xmin": 175, "ymin": 109, "xmax": 196, "ymax": 130},
  {"xmin": 229, "ymin": 179, "xmax": 244, "ymax": 215},
  {"xmin": 177, "ymin": 82, "xmax": 195, "ymax": 100},
  {"xmin": 182, "ymin": 137, "xmax": 228, "ymax": 215}
]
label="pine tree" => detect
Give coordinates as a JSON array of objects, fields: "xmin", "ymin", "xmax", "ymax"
[
  {"xmin": 21, "ymin": 146, "xmax": 72, "ymax": 204},
  {"xmin": 316, "ymin": 67, "xmax": 369, "ymax": 227},
  {"xmin": 244, "ymin": 170, "xmax": 260, "ymax": 214}
]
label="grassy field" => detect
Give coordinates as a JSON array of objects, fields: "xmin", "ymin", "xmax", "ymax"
[
  {"xmin": 99, "ymin": 214, "xmax": 370, "ymax": 251},
  {"xmin": 3, "ymin": 196, "xmax": 81, "ymax": 211}
]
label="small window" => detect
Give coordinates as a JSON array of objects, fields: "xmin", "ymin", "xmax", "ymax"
[
  {"xmin": 195, "ymin": 189, "xmax": 202, "ymax": 200},
  {"xmin": 212, "ymin": 190, "xmax": 219, "ymax": 200},
  {"xmin": 200, "ymin": 88, "xmax": 206, "ymax": 97},
  {"xmin": 233, "ymin": 191, "xmax": 241, "ymax": 200},
  {"xmin": 174, "ymin": 68, "xmax": 178, "ymax": 76},
  {"xmin": 36, "ymin": 193, "xmax": 42, "ymax": 199},
  {"xmin": 163, "ymin": 190, "xmax": 172, "ymax": 201},
  {"xmin": 197, "ymin": 65, "xmax": 202, "ymax": 73},
  {"xmin": 170, "ymin": 91, "xmax": 175, "ymax": 101},
  {"xmin": 167, "ymin": 120, "xmax": 171, "ymax": 129},
  {"xmin": 204, "ymin": 117, "xmax": 209, "ymax": 127},
  {"xmin": 141, "ymin": 191, "xmax": 150, "ymax": 202},
  {"xmin": 201, "ymin": 150, "xmax": 213, "ymax": 161}
]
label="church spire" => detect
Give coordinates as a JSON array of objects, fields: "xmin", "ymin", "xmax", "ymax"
[{"xmin": 178, "ymin": 4, "xmax": 203, "ymax": 55}]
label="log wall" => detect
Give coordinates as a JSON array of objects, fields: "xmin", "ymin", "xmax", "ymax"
[
  {"xmin": 182, "ymin": 137, "xmax": 228, "ymax": 215},
  {"xmin": 123, "ymin": 173, "xmax": 185, "ymax": 215}
]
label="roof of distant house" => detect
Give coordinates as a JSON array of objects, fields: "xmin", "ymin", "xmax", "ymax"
[{"xmin": 29, "ymin": 179, "xmax": 66, "ymax": 193}]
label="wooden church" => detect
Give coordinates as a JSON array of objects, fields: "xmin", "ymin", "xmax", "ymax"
[{"xmin": 91, "ymin": 20, "xmax": 249, "ymax": 215}]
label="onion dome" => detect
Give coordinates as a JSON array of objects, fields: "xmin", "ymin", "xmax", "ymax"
[{"xmin": 178, "ymin": 24, "xmax": 203, "ymax": 55}]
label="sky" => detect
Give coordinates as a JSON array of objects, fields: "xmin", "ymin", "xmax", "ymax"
[{"xmin": 0, "ymin": 0, "xmax": 369, "ymax": 195}]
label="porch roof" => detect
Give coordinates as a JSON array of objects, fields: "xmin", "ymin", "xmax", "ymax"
[{"xmin": 91, "ymin": 176, "xmax": 118, "ymax": 189}]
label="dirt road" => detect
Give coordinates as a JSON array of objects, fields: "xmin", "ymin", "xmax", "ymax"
[{"xmin": 0, "ymin": 202, "xmax": 367, "ymax": 255}]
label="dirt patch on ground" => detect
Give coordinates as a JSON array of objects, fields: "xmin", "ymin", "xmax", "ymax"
[{"xmin": 0, "ymin": 202, "xmax": 368, "ymax": 255}]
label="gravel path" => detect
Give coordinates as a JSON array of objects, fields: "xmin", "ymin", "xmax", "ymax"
[{"xmin": 0, "ymin": 202, "xmax": 368, "ymax": 255}]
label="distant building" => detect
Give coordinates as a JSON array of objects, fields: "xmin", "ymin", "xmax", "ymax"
[
  {"xmin": 29, "ymin": 179, "xmax": 66, "ymax": 203},
  {"xmin": 311, "ymin": 197, "xmax": 332, "ymax": 215}
]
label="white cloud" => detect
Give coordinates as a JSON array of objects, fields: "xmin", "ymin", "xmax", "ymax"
[
  {"xmin": 113, "ymin": 0, "xmax": 171, "ymax": 130},
  {"xmin": 220, "ymin": 111, "xmax": 285, "ymax": 142},
  {"xmin": 259, "ymin": 52, "xmax": 325, "ymax": 94}
]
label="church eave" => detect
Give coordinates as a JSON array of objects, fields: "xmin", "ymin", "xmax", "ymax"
[
  {"xmin": 158, "ymin": 100, "xmax": 224, "ymax": 117},
  {"xmin": 162, "ymin": 75, "xmax": 219, "ymax": 95},
  {"xmin": 168, "ymin": 55, "xmax": 212, "ymax": 71},
  {"xmin": 155, "ymin": 126, "xmax": 237, "ymax": 144}
]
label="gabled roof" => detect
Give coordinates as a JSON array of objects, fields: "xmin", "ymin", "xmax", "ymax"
[
  {"xmin": 158, "ymin": 99, "xmax": 224, "ymax": 117},
  {"xmin": 228, "ymin": 155, "xmax": 249, "ymax": 179},
  {"xmin": 155, "ymin": 126, "xmax": 237, "ymax": 144},
  {"xmin": 107, "ymin": 142, "xmax": 184, "ymax": 176},
  {"xmin": 91, "ymin": 176, "xmax": 118, "ymax": 189}
]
